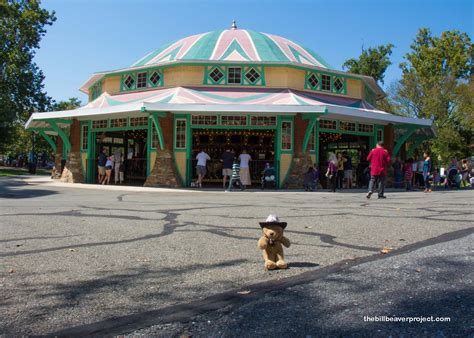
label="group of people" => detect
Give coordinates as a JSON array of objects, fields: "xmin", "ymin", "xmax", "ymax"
[
  {"xmin": 325, "ymin": 151, "xmax": 354, "ymax": 192},
  {"xmin": 195, "ymin": 148, "xmax": 252, "ymax": 191},
  {"xmin": 97, "ymin": 148, "xmax": 124, "ymax": 185}
]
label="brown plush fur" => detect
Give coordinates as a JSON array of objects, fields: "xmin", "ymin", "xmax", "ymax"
[{"xmin": 258, "ymin": 224, "xmax": 291, "ymax": 270}]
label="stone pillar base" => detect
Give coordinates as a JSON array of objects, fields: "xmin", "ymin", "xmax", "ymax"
[
  {"xmin": 60, "ymin": 151, "xmax": 84, "ymax": 183},
  {"xmin": 284, "ymin": 152, "xmax": 314, "ymax": 189},
  {"xmin": 144, "ymin": 149, "xmax": 181, "ymax": 188}
]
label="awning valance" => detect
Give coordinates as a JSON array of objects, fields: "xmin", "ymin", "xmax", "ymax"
[{"xmin": 25, "ymin": 86, "xmax": 433, "ymax": 129}]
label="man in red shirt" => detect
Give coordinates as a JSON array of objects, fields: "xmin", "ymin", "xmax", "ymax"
[{"xmin": 366, "ymin": 141, "xmax": 391, "ymax": 199}]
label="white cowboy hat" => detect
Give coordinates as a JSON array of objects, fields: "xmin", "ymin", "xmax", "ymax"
[{"xmin": 259, "ymin": 214, "xmax": 287, "ymax": 229}]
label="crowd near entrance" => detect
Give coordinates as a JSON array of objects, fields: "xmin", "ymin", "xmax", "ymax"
[
  {"xmin": 319, "ymin": 132, "xmax": 371, "ymax": 189},
  {"xmin": 92, "ymin": 129, "xmax": 148, "ymax": 185},
  {"xmin": 191, "ymin": 129, "xmax": 275, "ymax": 186}
]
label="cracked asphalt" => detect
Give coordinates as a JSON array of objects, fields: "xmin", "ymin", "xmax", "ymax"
[{"xmin": 0, "ymin": 176, "xmax": 472, "ymax": 335}]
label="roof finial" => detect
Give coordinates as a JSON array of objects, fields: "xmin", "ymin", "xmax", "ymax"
[{"xmin": 231, "ymin": 20, "xmax": 237, "ymax": 30}]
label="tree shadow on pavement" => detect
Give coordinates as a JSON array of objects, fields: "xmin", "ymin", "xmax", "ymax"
[{"xmin": 0, "ymin": 177, "xmax": 58, "ymax": 199}]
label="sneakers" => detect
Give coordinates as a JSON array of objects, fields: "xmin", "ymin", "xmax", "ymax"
[
  {"xmin": 366, "ymin": 191, "xmax": 373, "ymax": 199},
  {"xmin": 378, "ymin": 195, "xmax": 386, "ymax": 199}
]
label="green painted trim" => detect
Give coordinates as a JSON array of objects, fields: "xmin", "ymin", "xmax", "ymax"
[
  {"xmin": 302, "ymin": 115, "xmax": 317, "ymax": 153},
  {"xmin": 37, "ymin": 118, "xmax": 72, "ymax": 124},
  {"xmin": 393, "ymin": 126, "xmax": 417, "ymax": 156},
  {"xmin": 50, "ymin": 120, "xmax": 71, "ymax": 153},
  {"xmin": 87, "ymin": 123, "xmax": 94, "ymax": 183},
  {"xmin": 406, "ymin": 135, "xmax": 429, "ymax": 158},
  {"xmin": 150, "ymin": 113, "xmax": 165, "ymax": 150},
  {"xmin": 38, "ymin": 130, "xmax": 57, "ymax": 153},
  {"xmin": 146, "ymin": 117, "xmax": 152, "ymax": 176}
]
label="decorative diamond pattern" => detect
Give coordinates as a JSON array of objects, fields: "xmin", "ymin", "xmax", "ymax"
[
  {"xmin": 334, "ymin": 77, "xmax": 343, "ymax": 92},
  {"xmin": 124, "ymin": 75, "xmax": 135, "ymax": 89},
  {"xmin": 308, "ymin": 74, "xmax": 319, "ymax": 88},
  {"xmin": 209, "ymin": 68, "xmax": 224, "ymax": 83},
  {"xmin": 245, "ymin": 68, "xmax": 260, "ymax": 84},
  {"xmin": 149, "ymin": 71, "xmax": 161, "ymax": 85}
]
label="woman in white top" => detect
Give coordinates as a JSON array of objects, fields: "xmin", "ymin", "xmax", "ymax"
[{"xmin": 238, "ymin": 149, "xmax": 252, "ymax": 186}]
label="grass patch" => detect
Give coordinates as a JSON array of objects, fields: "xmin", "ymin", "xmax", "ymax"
[{"xmin": 0, "ymin": 167, "xmax": 51, "ymax": 177}]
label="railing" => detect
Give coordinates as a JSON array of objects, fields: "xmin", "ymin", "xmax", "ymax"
[{"xmin": 190, "ymin": 159, "xmax": 274, "ymax": 184}]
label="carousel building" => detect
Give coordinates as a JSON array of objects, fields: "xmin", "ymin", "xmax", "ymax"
[{"xmin": 26, "ymin": 22, "xmax": 433, "ymax": 188}]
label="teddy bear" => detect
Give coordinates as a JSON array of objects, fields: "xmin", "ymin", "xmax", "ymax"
[{"xmin": 258, "ymin": 214, "xmax": 291, "ymax": 270}]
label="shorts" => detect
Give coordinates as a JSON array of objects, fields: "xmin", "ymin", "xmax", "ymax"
[
  {"xmin": 344, "ymin": 170, "xmax": 352, "ymax": 179},
  {"xmin": 98, "ymin": 166, "xmax": 106, "ymax": 175},
  {"xmin": 196, "ymin": 165, "xmax": 207, "ymax": 176},
  {"xmin": 222, "ymin": 168, "xmax": 232, "ymax": 176}
]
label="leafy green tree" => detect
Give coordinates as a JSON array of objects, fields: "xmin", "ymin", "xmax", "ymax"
[
  {"xmin": 342, "ymin": 44, "xmax": 394, "ymax": 84},
  {"xmin": 0, "ymin": 0, "xmax": 56, "ymax": 153},
  {"xmin": 396, "ymin": 28, "xmax": 473, "ymax": 161}
]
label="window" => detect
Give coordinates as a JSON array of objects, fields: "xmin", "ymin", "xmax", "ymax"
[
  {"xmin": 250, "ymin": 116, "xmax": 277, "ymax": 126},
  {"xmin": 308, "ymin": 73, "xmax": 319, "ymax": 89},
  {"xmin": 130, "ymin": 117, "xmax": 148, "ymax": 127},
  {"xmin": 377, "ymin": 129, "xmax": 383, "ymax": 142},
  {"xmin": 81, "ymin": 125, "xmax": 89, "ymax": 150},
  {"xmin": 191, "ymin": 115, "xmax": 217, "ymax": 125},
  {"xmin": 175, "ymin": 119, "xmax": 187, "ymax": 149},
  {"xmin": 340, "ymin": 121, "xmax": 356, "ymax": 132},
  {"xmin": 111, "ymin": 118, "xmax": 127, "ymax": 128},
  {"xmin": 90, "ymin": 82, "xmax": 102, "ymax": 100},
  {"xmin": 123, "ymin": 74, "xmax": 135, "ymax": 90},
  {"xmin": 321, "ymin": 74, "xmax": 331, "ymax": 91},
  {"xmin": 221, "ymin": 115, "xmax": 247, "ymax": 126},
  {"xmin": 334, "ymin": 77, "xmax": 344, "ymax": 92},
  {"xmin": 149, "ymin": 71, "xmax": 161, "ymax": 86},
  {"xmin": 281, "ymin": 121, "xmax": 292, "ymax": 150},
  {"xmin": 92, "ymin": 120, "xmax": 108, "ymax": 129},
  {"xmin": 209, "ymin": 67, "xmax": 224, "ymax": 83},
  {"xmin": 245, "ymin": 68, "xmax": 260, "ymax": 84},
  {"xmin": 358, "ymin": 123, "xmax": 374, "ymax": 133},
  {"xmin": 137, "ymin": 72, "xmax": 147, "ymax": 89},
  {"xmin": 227, "ymin": 67, "xmax": 242, "ymax": 84},
  {"xmin": 319, "ymin": 119, "xmax": 337, "ymax": 130}
]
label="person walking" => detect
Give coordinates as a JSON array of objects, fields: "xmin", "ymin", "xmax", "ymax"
[
  {"xmin": 220, "ymin": 148, "xmax": 234, "ymax": 189},
  {"xmin": 97, "ymin": 148, "xmax": 107, "ymax": 184},
  {"xmin": 195, "ymin": 149, "xmax": 210, "ymax": 188},
  {"xmin": 326, "ymin": 153, "xmax": 338, "ymax": 192},
  {"xmin": 460, "ymin": 159, "xmax": 470, "ymax": 187},
  {"xmin": 422, "ymin": 151, "xmax": 433, "ymax": 193},
  {"xmin": 102, "ymin": 156, "xmax": 113, "ymax": 185},
  {"xmin": 226, "ymin": 160, "xmax": 245, "ymax": 191},
  {"xmin": 342, "ymin": 151, "xmax": 353, "ymax": 189},
  {"xmin": 366, "ymin": 141, "xmax": 391, "ymax": 199},
  {"xmin": 238, "ymin": 149, "xmax": 252, "ymax": 187}
]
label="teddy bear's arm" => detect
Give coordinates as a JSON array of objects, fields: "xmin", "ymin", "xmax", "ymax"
[
  {"xmin": 280, "ymin": 236, "xmax": 291, "ymax": 248},
  {"xmin": 258, "ymin": 236, "xmax": 268, "ymax": 249}
]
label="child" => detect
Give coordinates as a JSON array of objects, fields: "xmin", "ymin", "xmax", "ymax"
[
  {"xmin": 404, "ymin": 159, "xmax": 413, "ymax": 191},
  {"xmin": 226, "ymin": 160, "xmax": 245, "ymax": 192},
  {"xmin": 303, "ymin": 167, "xmax": 316, "ymax": 191}
]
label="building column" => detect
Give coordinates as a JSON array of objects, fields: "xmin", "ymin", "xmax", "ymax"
[
  {"xmin": 284, "ymin": 113, "xmax": 313, "ymax": 189},
  {"xmin": 144, "ymin": 112, "xmax": 182, "ymax": 188},
  {"xmin": 384, "ymin": 124, "xmax": 395, "ymax": 156},
  {"xmin": 60, "ymin": 119, "xmax": 84, "ymax": 183}
]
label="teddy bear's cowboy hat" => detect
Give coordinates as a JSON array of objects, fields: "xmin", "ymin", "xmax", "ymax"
[{"xmin": 259, "ymin": 214, "xmax": 287, "ymax": 229}]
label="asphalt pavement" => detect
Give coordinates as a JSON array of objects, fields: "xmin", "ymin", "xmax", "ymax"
[{"xmin": 0, "ymin": 176, "xmax": 472, "ymax": 336}]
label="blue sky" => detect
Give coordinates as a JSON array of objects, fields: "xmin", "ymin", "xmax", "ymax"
[{"xmin": 35, "ymin": 0, "xmax": 473, "ymax": 104}]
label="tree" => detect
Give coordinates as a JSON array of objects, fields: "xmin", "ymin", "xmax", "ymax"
[
  {"xmin": 342, "ymin": 44, "xmax": 394, "ymax": 84},
  {"xmin": 0, "ymin": 0, "xmax": 56, "ymax": 153},
  {"xmin": 395, "ymin": 28, "xmax": 473, "ymax": 161}
]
